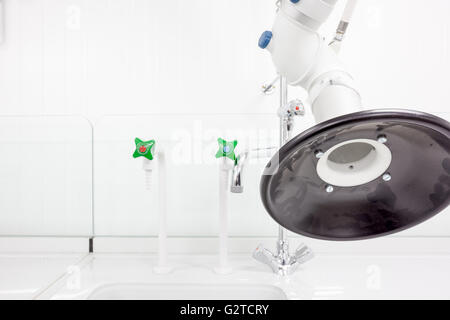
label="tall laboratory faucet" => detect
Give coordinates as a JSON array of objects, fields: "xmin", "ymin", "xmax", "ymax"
[
  {"xmin": 133, "ymin": 138, "xmax": 171, "ymax": 274},
  {"xmin": 214, "ymin": 138, "xmax": 239, "ymax": 274}
]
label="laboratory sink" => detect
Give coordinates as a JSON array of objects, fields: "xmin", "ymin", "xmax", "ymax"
[{"xmin": 87, "ymin": 283, "xmax": 288, "ymax": 300}]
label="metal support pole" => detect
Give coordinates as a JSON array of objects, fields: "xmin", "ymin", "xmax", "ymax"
[
  {"xmin": 277, "ymin": 76, "xmax": 289, "ymax": 260},
  {"xmin": 253, "ymin": 76, "xmax": 314, "ymax": 275}
]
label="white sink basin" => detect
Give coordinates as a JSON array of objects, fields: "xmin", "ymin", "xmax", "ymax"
[{"xmin": 87, "ymin": 283, "xmax": 287, "ymax": 300}]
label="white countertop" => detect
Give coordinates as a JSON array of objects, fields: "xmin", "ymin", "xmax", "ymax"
[
  {"xmin": 1, "ymin": 252, "xmax": 448, "ymax": 300},
  {"xmin": 0, "ymin": 254, "xmax": 87, "ymax": 300}
]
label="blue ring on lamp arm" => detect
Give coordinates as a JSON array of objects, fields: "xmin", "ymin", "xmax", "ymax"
[
  {"xmin": 258, "ymin": 31, "xmax": 273, "ymax": 49},
  {"xmin": 290, "ymin": 0, "xmax": 301, "ymax": 3}
]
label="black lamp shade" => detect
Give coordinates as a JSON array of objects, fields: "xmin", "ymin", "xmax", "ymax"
[{"xmin": 260, "ymin": 109, "xmax": 450, "ymax": 241}]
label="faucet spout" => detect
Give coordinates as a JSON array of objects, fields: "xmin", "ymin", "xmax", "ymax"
[
  {"xmin": 230, "ymin": 152, "xmax": 248, "ymax": 193},
  {"xmin": 230, "ymin": 147, "xmax": 277, "ymax": 194}
]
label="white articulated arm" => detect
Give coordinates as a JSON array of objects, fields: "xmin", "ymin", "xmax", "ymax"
[
  {"xmin": 300, "ymin": 42, "xmax": 362, "ymax": 123},
  {"xmin": 259, "ymin": 0, "xmax": 362, "ymax": 123}
]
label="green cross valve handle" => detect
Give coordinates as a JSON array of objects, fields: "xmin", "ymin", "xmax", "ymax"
[
  {"xmin": 133, "ymin": 138, "xmax": 155, "ymax": 161},
  {"xmin": 215, "ymin": 138, "xmax": 238, "ymax": 162}
]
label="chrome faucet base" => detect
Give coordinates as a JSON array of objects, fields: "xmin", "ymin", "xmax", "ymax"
[{"xmin": 253, "ymin": 241, "xmax": 314, "ymax": 276}]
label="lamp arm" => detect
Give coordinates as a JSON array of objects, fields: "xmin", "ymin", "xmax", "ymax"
[{"xmin": 260, "ymin": 0, "xmax": 362, "ymax": 123}]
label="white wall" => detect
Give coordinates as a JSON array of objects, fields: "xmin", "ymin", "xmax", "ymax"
[{"xmin": 0, "ymin": 0, "xmax": 449, "ymax": 237}]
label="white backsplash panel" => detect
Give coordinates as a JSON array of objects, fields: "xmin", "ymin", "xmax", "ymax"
[{"xmin": 0, "ymin": 116, "xmax": 93, "ymax": 236}]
